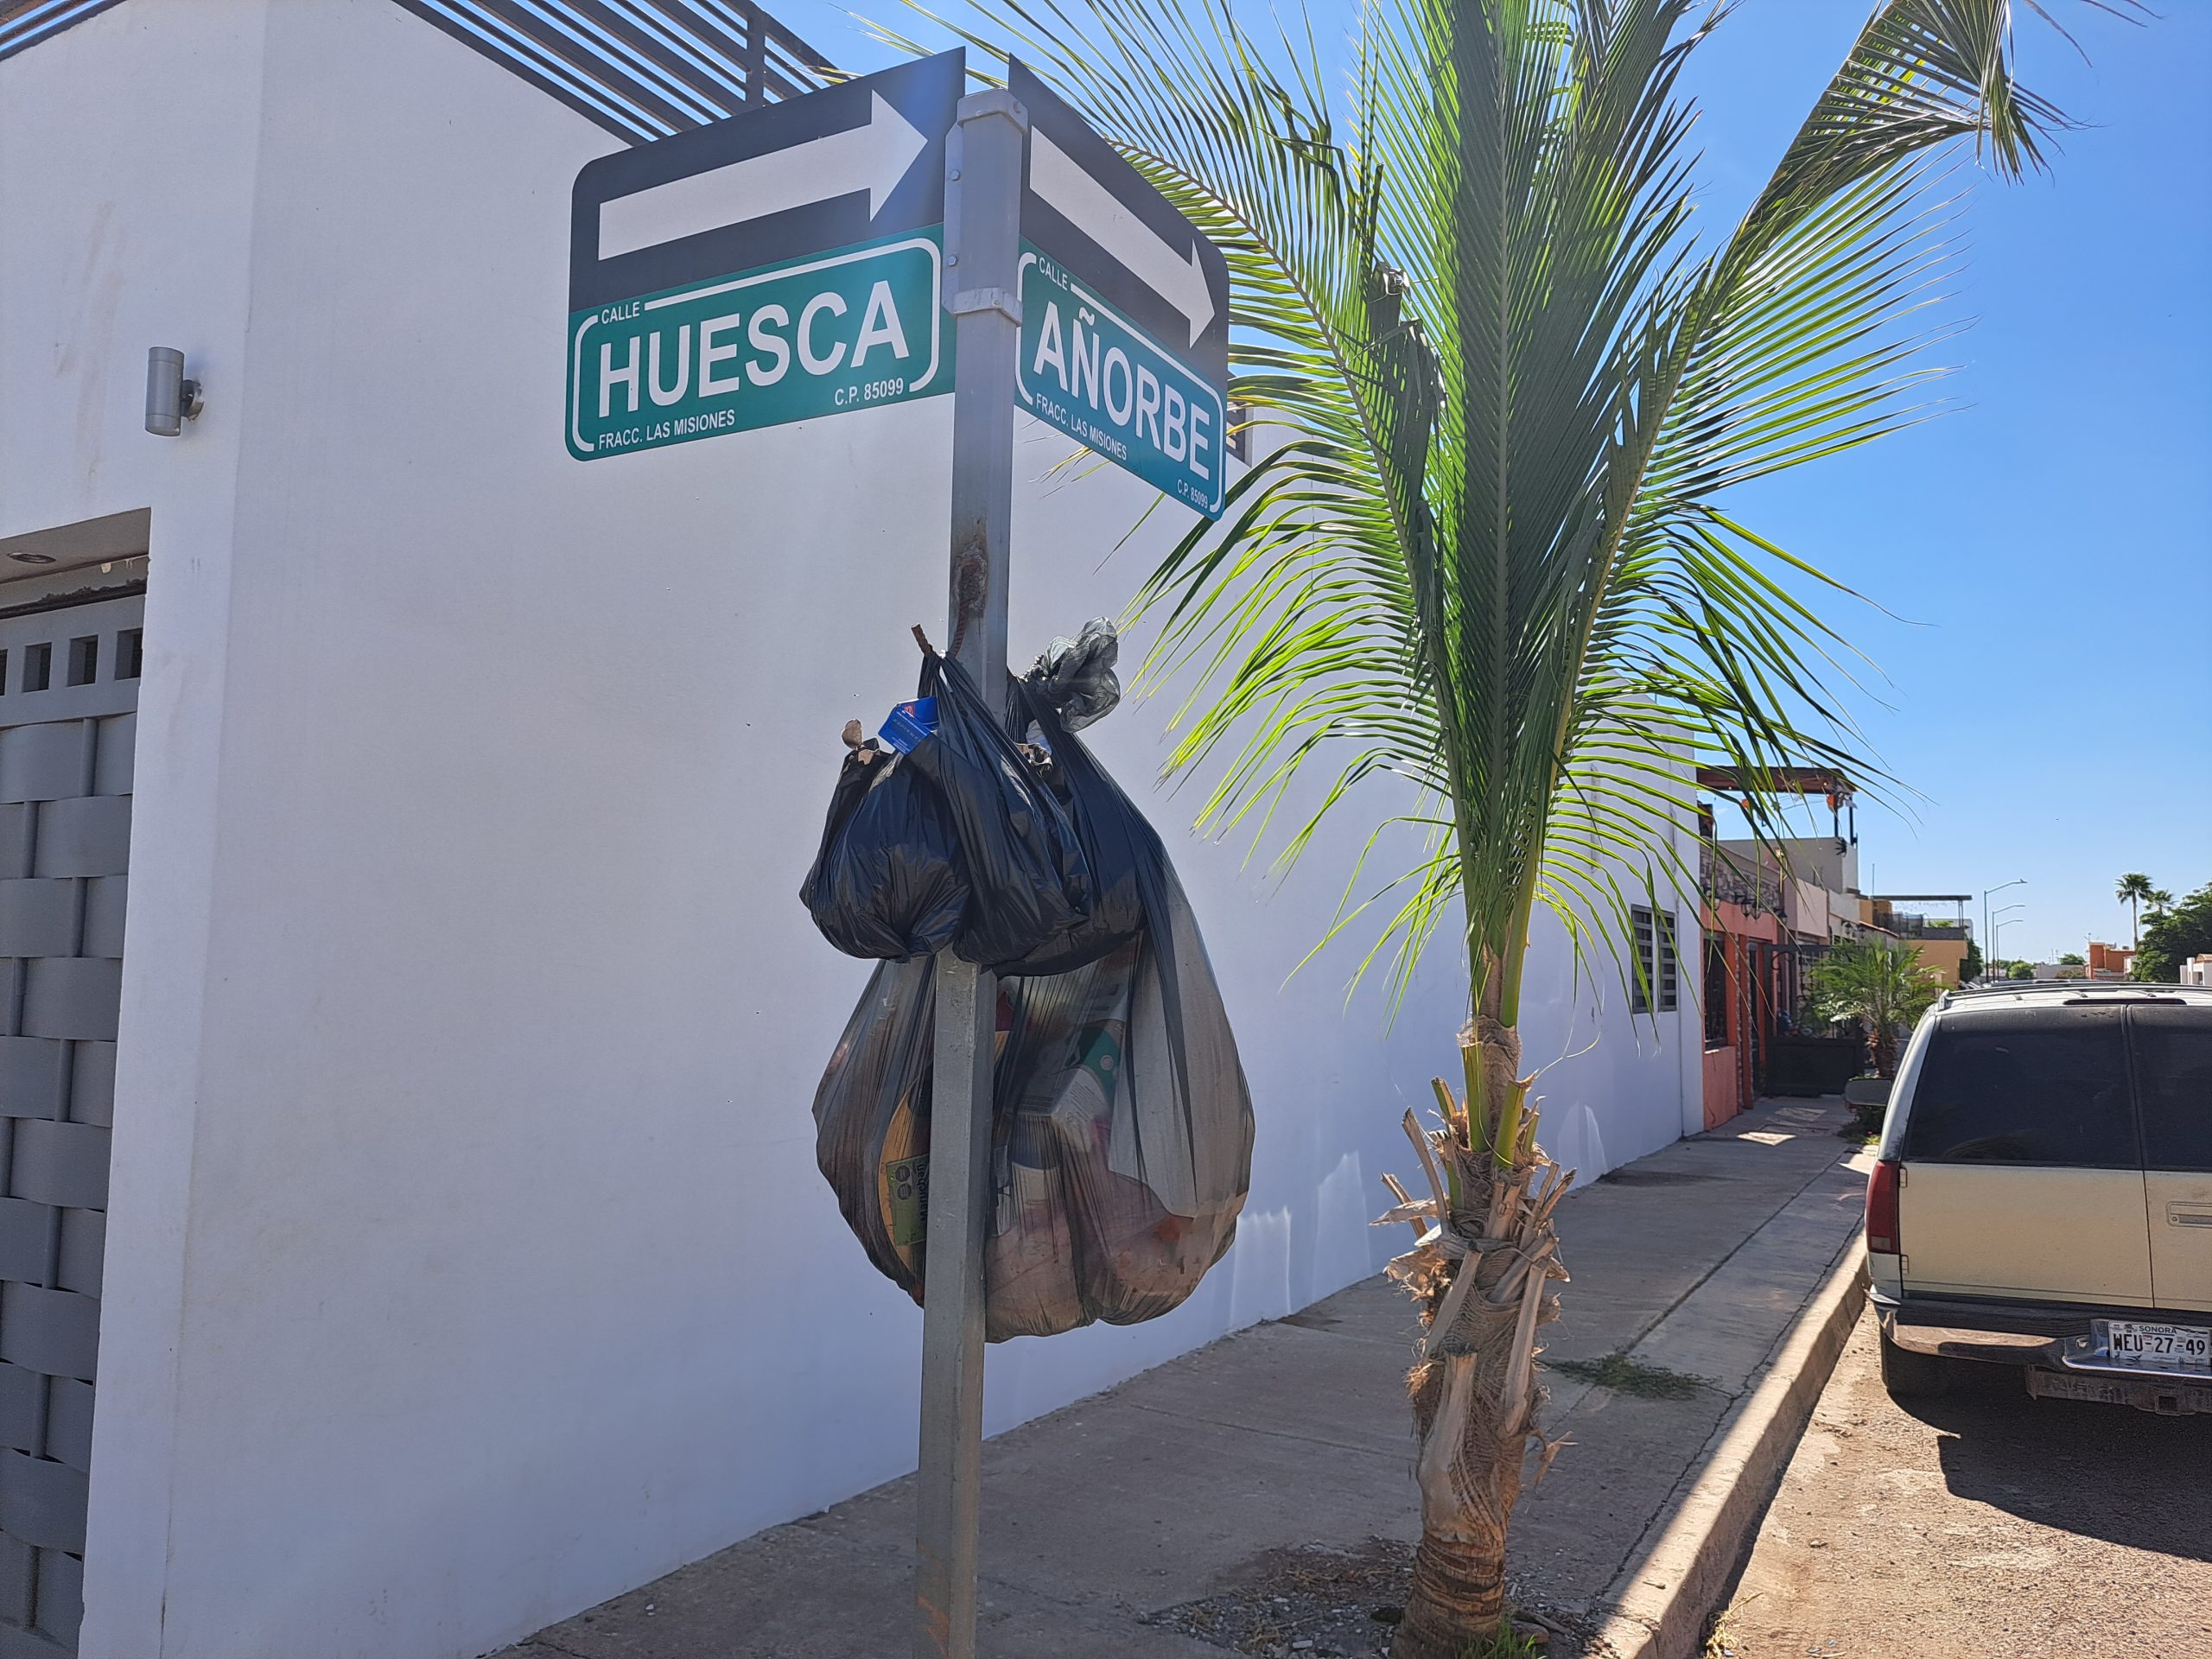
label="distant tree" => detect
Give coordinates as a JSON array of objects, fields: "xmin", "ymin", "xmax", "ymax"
[
  {"xmin": 2117, "ymin": 872, "xmax": 2155, "ymax": 948},
  {"xmin": 2055, "ymin": 965, "xmax": 2087, "ymax": 980},
  {"xmin": 2147, "ymin": 887, "xmax": 2175, "ymax": 917},
  {"xmin": 2134, "ymin": 881, "xmax": 2212, "ymax": 982},
  {"xmin": 2058, "ymin": 951, "xmax": 2086, "ymax": 965},
  {"xmin": 1961, "ymin": 940, "xmax": 1984, "ymax": 982},
  {"xmin": 1808, "ymin": 943, "xmax": 1946, "ymax": 1076},
  {"xmin": 2009, "ymin": 962, "xmax": 2036, "ymax": 980}
]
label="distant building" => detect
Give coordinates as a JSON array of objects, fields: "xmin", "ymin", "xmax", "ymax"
[
  {"xmin": 1698, "ymin": 840, "xmax": 1791, "ymax": 1128},
  {"xmin": 1866, "ymin": 895, "xmax": 1974, "ymax": 986},
  {"xmin": 2179, "ymin": 956, "xmax": 2212, "ymax": 988},
  {"xmin": 1694, "ymin": 788, "xmax": 1985, "ymax": 1128},
  {"xmin": 2088, "ymin": 941, "xmax": 2136, "ymax": 979}
]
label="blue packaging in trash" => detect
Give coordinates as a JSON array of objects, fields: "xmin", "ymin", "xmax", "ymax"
[{"xmin": 878, "ymin": 696, "xmax": 938, "ymax": 753}]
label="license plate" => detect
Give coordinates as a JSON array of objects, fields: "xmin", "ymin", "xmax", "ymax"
[{"xmin": 2101, "ymin": 1319, "xmax": 2212, "ymax": 1372}]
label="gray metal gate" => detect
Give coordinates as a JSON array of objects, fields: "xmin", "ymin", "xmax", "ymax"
[{"xmin": 0, "ymin": 590, "xmax": 142, "ymax": 1656}]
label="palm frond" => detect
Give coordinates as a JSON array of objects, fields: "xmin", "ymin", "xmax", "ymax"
[{"xmin": 906, "ymin": 0, "xmax": 2112, "ymax": 1019}]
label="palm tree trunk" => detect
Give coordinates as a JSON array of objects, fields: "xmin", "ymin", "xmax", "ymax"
[{"xmin": 1389, "ymin": 1009, "xmax": 1565, "ymax": 1659}]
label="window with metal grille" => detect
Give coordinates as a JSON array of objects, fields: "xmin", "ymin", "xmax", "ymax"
[
  {"xmin": 1704, "ymin": 936, "xmax": 1729, "ymax": 1048},
  {"xmin": 1631, "ymin": 905, "xmax": 1679, "ymax": 1014}
]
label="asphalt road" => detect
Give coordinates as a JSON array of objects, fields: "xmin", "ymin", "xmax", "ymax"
[{"xmin": 1717, "ymin": 1308, "xmax": 2212, "ymax": 1659}]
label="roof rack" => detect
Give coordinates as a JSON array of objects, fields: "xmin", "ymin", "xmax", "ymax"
[{"xmin": 1940, "ymin": 981, "xmax": 2207, "ymax": 1008}]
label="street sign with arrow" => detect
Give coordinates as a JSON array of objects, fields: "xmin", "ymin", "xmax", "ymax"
[
  {"xmin": 567, "ymin": 51, "xmax": 964, "ymax": 460},
  {"xmin": 1007, "ymin": 61, "xmax": 1231, "ymax": 517},
  {"xmin": 563, "ymin": 48, "xmax": 1230, "ymax": 1659}
]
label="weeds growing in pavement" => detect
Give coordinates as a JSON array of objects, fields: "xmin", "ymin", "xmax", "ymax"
[{"xmin": 1548, "ymin": 1353, "xmax": 1707, "ymax": 1400}]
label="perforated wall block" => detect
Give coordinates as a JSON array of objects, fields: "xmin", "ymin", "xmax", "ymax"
[
  {"xmin": 28, "ymin": 802, "xmax": 125, "ymax": 883},
  {"xmin": 32, "ymin": 1550, "xmax": 78, "ymax": 1645},
  {"xmin": 41, "ymin": 1383, "xmax": 90, "ymax": 1477},
  {"xmin": 0, "ymin": 1618, "xmax": 66, "ymax": 1657},
  {"xmin": 91, "ymin": 716, "xmax": 132, "ymax": 798},
  {"xmin": 59, "ymin": 1052, "xmax": 108, "ymax": 1134},
  {"xmin": 7, "ymin": 1128, "xmax": 105, "ymax": 1217},
  {"xmin": 0, "ymin": 1287, "xmax": 96, "ymax": 1385},
  {"xmin": 0, "ymin": 1048, "xmax": 65, "ymax": 1128},
  {"xmin": 0, "ymin": 1454, "xmax": 86, "ymax": 1554},
  {"xmin": 77, "ymin": 880, "xmax": 123, "ymax": 963},
  {"xmin": 0, "ymin": 887, "xmax": 74, "ymax": 965},
  {"xmin": 0, "ymin": 1366, "xmax": 40, "ymax": 1459},
  {"xmin": 0, "ymin": 1207, "xmax": 48, "ymax": 1290},
  {"xmin": 0, "ymin": 1622, "xmax": 68, "ymax": 1657},
  {"xmin": 17, "ymin": 966, "xmax": 118, "ymax": 1046},
  {"xmin": 49, "ymin": 1220, "xmax": 97, "ymax": 1304},
  {"xmin": 0, "ymin": 598, "xmax": 136, "ymax": 1656},
  {"xmin": 0, "ymin": 1535, "xmax": 30, "ymax": 1628},
  {"xmin": 0, "ymin": 814, "xmax": 30, "ymax": 887},
  {"xmin": 0, "ymin": 731, "xmax": 85, "ymax": 810}
]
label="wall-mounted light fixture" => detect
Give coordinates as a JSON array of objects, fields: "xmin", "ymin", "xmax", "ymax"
[{"xmin": 145, "ymin": 346, "xmax": 204, "ymax": 436}]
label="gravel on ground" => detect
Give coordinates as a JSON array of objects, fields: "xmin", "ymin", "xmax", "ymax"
[{"xmin": 1144, "ymin": 1539, "xmax": 1593, "ymax": 1657}]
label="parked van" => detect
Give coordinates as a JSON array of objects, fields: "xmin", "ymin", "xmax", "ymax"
[{"xmin": 1860, "ymin": 982, "xmax": 2212, "ymax": 1414}]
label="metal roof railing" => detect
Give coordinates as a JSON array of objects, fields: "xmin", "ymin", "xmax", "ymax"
[
  {"xmin": 1940, "ymin": 981, "xmax": 2208, "ymax": 1006},
  {"xmin": 0, "ymin": 0, "xmax": 836, "ymax": 143}
]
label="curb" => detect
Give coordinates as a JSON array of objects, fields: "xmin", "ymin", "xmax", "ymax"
[{"xmin": 1586, "ymin": 1237, "xmax": 1868, "ymax": 1659}]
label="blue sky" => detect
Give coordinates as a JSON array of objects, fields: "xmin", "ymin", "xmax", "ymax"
[{"xmin": 779, "ymin": 0, "xmax": 2211, "ymax": 961}]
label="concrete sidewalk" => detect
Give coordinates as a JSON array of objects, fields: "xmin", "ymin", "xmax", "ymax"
[{"xmin": 501, "ymin": 1098, "xmax": 1870, "ymax": 1659}]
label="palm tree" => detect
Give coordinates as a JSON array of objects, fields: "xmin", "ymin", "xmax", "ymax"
[
  {"xmin": 922, "ymin": 1, "xmax": 2124, "ymax": 1649},
  {"xmin": 2118, "ymin": 871, "xmax": 2154, "ymax": 947},
  {"xmin": 1807, "ymin": 940, "xmax": 1947, "ymax": 1076},
  {"xmin": 2147, "ymin": 887, "xmax": 2174, "ymax": 918}
]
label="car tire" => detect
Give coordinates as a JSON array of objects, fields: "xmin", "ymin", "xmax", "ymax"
[{"xmin": 1878, "ymin": 1324, "xmax": 1970, "ymax": 1399}]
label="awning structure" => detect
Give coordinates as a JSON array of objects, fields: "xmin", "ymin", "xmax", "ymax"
[
  {"xmin": 0, "ymin": 0, "xmax": 834, "ymax": 142},
  {"xmin": 1694, "ymin": 766, "xmax": 1854, "ymax": 800}
]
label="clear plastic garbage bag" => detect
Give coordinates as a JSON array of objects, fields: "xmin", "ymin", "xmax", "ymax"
[
  {"xmin": 811, "ymin": 861, "xmax": 1254, "ymax": 1341},
  {"xmin": 1026, "ymin": 617, "xmax": 1121, "ymax": 731}
]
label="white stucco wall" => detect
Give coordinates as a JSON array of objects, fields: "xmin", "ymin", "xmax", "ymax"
[
  {"xmin": 1519, "ymin": 891, "xmax": 1705, "ymax": 1179},
  {"xmin": 3, "ymin": 3, "xmax": 1694, "ymax": 1655},
  {"xmin": 0, "ymin": 3, "xmax": 272, "ymax": 1651}
]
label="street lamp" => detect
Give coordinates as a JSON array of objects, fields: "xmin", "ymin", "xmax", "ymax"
[
  {"xmin": 1982, "ymin": 879, "xmax": 2025, "ymax": 981},
  {"xmin": 1993, "ymin": 902, "xmax": 2025, "ymax": 976}
]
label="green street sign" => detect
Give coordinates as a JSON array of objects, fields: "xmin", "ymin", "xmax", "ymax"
[
  {"xmin": 565, "ymin": 54, "xmax": 964, "ymax": 461},
  {"xmin": 1014, "ymin": 246, "xmax": 1225, "ymax": 517},
  {"xmin": 567, "ymin": 232, "xmax": 950, "ymax": 460}
]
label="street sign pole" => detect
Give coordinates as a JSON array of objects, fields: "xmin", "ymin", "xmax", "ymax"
[{"xmin": 915, "ymin": 84, "xmax": 1027, "ymax": 1659}]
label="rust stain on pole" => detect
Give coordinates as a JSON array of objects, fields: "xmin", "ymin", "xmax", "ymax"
[{"xmin": 946, "ymin": 536, "xmax": 992, "ymax": 662}]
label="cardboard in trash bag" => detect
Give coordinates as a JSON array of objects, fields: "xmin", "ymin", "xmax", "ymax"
[{"xmin": 811, "ymin": 863, "xmax": 1254, "ymax": 1341}]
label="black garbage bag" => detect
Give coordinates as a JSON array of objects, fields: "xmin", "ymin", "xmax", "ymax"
[
  {"xmin": 811, "ymin": 861, "xmax": 1254, "ymax": 1341},
  {"xmin": 1026, "ymin": 617, "xmax": 1121, "ymax": 730},
  {"xmin": 899, "ymin": 652, "xmax": 1093, "ymax": 970},
  {"xmin": 798, "ymin": 650, "xmax": 1092, "ymax": 966},
  {"xmin": 798, "ymin": 747, "xmax": 968, "ymax": 961},
  {"xmin": 991, "ymin": 681, "xmax": 1159, "ymax": 977}
]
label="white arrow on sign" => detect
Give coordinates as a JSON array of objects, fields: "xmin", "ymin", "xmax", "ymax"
[
  {"xmin": 597, "ymin": 92, "xmax": 931, "ymax": 262},
  {"xmin": 1029, "ymin": 129, "xmax": 1214, "ymax": 348}
]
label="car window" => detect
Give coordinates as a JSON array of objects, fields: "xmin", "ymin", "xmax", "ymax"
[
  {"xmin": 2133, "ymin": 1005, "xmax": 2212, "ymax": 1172},
  {"xmin": 1902, "ymin": 1006, "xmax": 2137, "ymax": 1167}
]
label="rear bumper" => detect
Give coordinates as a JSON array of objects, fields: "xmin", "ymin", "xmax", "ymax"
[{"xmin": 1872, "ymin": 1288, "xmax": 2212, "ymax": 1385}]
